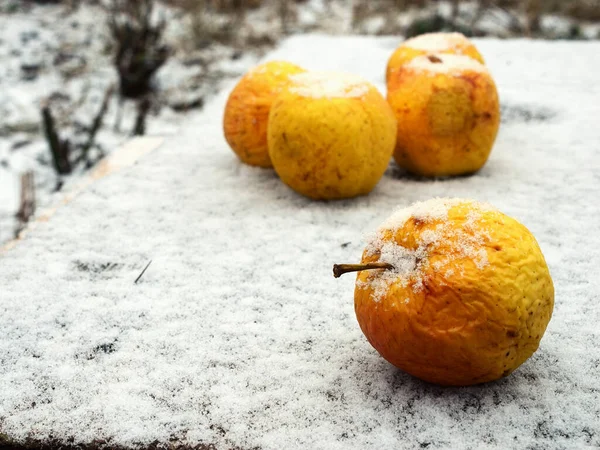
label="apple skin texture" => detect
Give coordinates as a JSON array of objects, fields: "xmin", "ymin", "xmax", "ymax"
[
  {"xmin": 354, "ymin": 200, "xmax": 554, "ymax": 386},
  {"xmin": 223, "ymin": 61, "xmax": 305, "ymax": 168},
  {"xmin": 387, "ymin": 54, "xmax": 500, "ymax": 177},
  {"xmin": 386, "ymin": 32, "xmax": 485, "ymax": 86},
  {"xmin": 268, "ymin": 73, "xmax": 397, "ymax": 200}
]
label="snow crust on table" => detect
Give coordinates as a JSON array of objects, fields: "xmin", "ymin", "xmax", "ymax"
[{"xmin": 1, "ymin": 35, "xmax": 600, "ymax": 450}]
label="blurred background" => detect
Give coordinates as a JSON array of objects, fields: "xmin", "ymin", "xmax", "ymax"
[{"xmin": 1, "ymin": 0, "xmax": 599, "ymax": 244}]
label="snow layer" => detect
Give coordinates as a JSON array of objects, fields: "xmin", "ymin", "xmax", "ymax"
[
  {"xmin": 407, "ymin": 54, "xmax": 489, "ymax": 75},
  {"xmin": 363, "ymin": 199, "xmax": 493, "ymax": 301},
  {"xmin": 0, "ymin": 2, "xmax": 259, "ymax": 243},
  {"xmin": 1, "ymin": 35, "xmax": 600, "ymax": 449},
  {"xmin": 288, "ymin": 71, "xmax": 370, "ymax": 98},
  {"xmin": 403, "ymin": 32, "xmax": 472, "ymax": 52}
]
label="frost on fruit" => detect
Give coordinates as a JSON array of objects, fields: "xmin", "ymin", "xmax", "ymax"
[
  {"xmin": 378, "ymin": 197, "xmax": 464, "ymax": 230},
  {"xmin": 288, "ymin": 71, "xmax": 370, "ymax": 99},
  {"xmin": 387, "ymin": 48, "xmax": 499, "ymax": 177},
  {"xmin": 406, "ymin": 54, "xmax": 489, "ymax": 76},
  {"xmin": 363, "ymin": 198, "xmax": 496, "ymax": 302},
  {"xmin": 385, "ymin": 32, "xmax": 485, "ymax": 85},
  {"xmin": 354, "ymin": 197, "xmax": 554, "ymax": 386},
  {"xmin": 404, "ymin": 32, "xmax": 473, "ymax": 52},
  {"xmin": 267, "ymin": 70, "xmax": 395, "ymax": 200}
]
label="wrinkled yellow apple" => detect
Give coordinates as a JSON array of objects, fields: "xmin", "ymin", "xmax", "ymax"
[
  {"xmin": 387, "ymin": 54, "xmax": 500, "ymax": 177},
  {"xmin": 267, "ymin": 71, "xmax": 397, "ymax": 200},
  {"xmin": 345, "ymin": 198, "xmax": 554, "ymax": 386},
  {"xmin": 223, "ymin": 61, "xmax": 305, "ymax": 168},
  {"xmin": 386, "ymin": 32, "xmax": 484, "ymax": 85}
]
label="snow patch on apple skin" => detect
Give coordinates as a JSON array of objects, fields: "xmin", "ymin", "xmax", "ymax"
[
  {"xmin": 403, "ymin": 32, "xmax": 473, "ymax": 52},
  {"xmin": 362, "ymin": 198, "xmax": 495, "ymax": 302},
  {"xmin": 288, "ymin": 71, "xmax": 371, "ymax": 99},
  {"xmin": 406, "ymin": 54, "xmax": 490, "ymax": 76}
]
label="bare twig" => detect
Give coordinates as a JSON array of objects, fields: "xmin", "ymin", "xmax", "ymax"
[
  {"xmin": 15, "ymin": 171, "xmax": 36, "ymax": 237},
  {"xmin": 114, "ymin": 95, "xmax": 124, "ymax": 132},
  {"xmin": 134, "ymin": 260, "xmax": 153, "ymax": 284},
  {"xmin": 333, "ymin": 262, "xmax": 395, "ymax": 279},
  {"xmin": 42, "ymin": 84, "xmax": 114, "ymax": 174},
  {"xmin": 108, "ymin": 0, "xmax": 170, "ymax": 99},
  {"xmin": 81, "ymin": 84, "xmax": 115, "ymax": 163},
  {"xmin": 132, "ymin": 96, "xmax": 152, "ymax": 136},
  {"xmin": 42, "ymin": 103, "xmax": 72, "ymax": 175}
]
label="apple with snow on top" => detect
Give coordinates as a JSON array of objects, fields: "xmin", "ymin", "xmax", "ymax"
[
  {"xmin": 387, "ymin": 53, "xmax": 500, "ymax": 177},
  {"xmin": 267, "ymin": 71, "xmax": 396, "ymax": 200},
  {"xmin": 386, "ymin": 32, "xmax": 485, "ymax": 86},
  {"xmin": 334, "ymin": 198, "xmax": 554, "ymax": 386}
]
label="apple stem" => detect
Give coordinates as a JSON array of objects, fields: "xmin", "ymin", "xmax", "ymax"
[{"xmin": 332, "ymin": 262, "xmax": 395, "ymax": 278}]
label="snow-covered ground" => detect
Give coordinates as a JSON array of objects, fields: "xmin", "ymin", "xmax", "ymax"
[
  {"xmin": 1, "ymin": 35, "xmax": 599, "ymax": 449},
  {"xmin": 2, "ymin": 0, "xmax": 599, "ymax": 245},
  {"xmin": 0, "ymin": 1, "xmax": 263, "ymax": 243}
]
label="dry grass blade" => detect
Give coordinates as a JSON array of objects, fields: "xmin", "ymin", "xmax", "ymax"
[
  {"xmin": 135, "ymin": 260, "xmax": 153, "ymax": 284},
  {"xmin": 81, "ymin": 84, "xmax": 115, "ymax": 164}
]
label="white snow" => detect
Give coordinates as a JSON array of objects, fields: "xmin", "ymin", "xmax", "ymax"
[
  {"xmin": 0, "ymin": 2, "xmax": 262, "ymax": 244},
  {"xmin": 0, "ymin": 168, "xmax": 19, "ymax": 235},
  {"xmin": 363, "ymin": 199, "xmax": 493, "ymax": 301},
  {"xmin": 288, "ymin": 71, "xmax": 370, "ymax": 98},
  {"xmin": 403, "ymin": 31, "xmax": 472, "ymax": 52},
  {"xmin": 1, "ymin": 35, "xmax": 600, "ymax": 450},
  {"xmin": 378, "ymin": 197, "xmax": 470, "ymax": 230},
  {"xmin": 406, "ymin": 53, "xmax": 489, "ymax": 75}
]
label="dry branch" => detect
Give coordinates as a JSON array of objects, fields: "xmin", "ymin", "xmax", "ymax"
[
  {"xmin": 15, "ymin": 171, "xmax": 36, "ymax": 237},
  {"xmin": 108, "ymin": 0, "xmax": 170, "ymax": 99},
  {"xmin": 42, "ymin": 85, "xmax": 115, "ymax": 174},
  {"xmin": 81, "ymin": 84, "xmax": 115, "ymax": 162},
  {"xmin": 133, "ymin": 96, "xmax": 152, "ymax": 136},
  {"xmin": 42, "ymin": 103, "xmax": 72, "ymax": 175}
]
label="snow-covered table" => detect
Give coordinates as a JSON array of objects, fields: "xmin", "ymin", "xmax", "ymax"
[{"xmin": 1, "ymin": 36, "xmax": 599, "ymax": 450}]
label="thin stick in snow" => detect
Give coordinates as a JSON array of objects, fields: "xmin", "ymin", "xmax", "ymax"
[
  {"xmin": 81, "ymin": 84, "xmax": 115, "ymax": 164},
  {"xmin": 134, "ymin": 260, "xmax": 153, "ymax": 284},
  {"xmin": 42, "ymin": 103, "xmax": 72, "ymax": 175}
]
